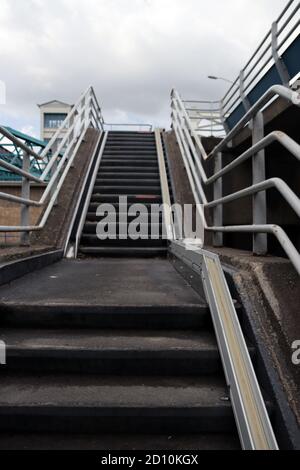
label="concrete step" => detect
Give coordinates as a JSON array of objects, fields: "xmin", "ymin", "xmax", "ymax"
[
  {"xmin": 96, "ymin": 173, "xmax": 160, "ymax": 179},
  {"xmin": 0, "ymin": 375, "xmax": 235, "ymax": 434},
  {"xmin": 105, "ymin": 145, "xmax": 157, "ymax": 151},
  {"xmin": 80, "ymin": 235, "xmax": 167, "ymax": 247},
  {"xmin": 100, "ymin": 160, "xmax": 159, "ymax": 168},
  {"xmin": 88, "ymin": 202, "xmax": 163, "ymax": 212},
  {"xmin": 86, "ymin": 212, "xmax": 163, "ymax": 222},
  {"xmin": 104, "ymin": 150, "xmax": 157, "ymax": 155},
  {"xmin": 99, "ymin": 166, "xmax": 159, "ymax": 173},
  {"xmin": 1, "ymin": 329, "xmax": 222, "ymax": 376},
  {"xmin": 92, "ymin": 186, "xmax": 161, "ymax": 195},
  {"xmin": 0, "ymin": 432, "xmax": 241, "ymax": 450},
  {"xmin": 96, "ymin": 178, "xmax": 161, "ymax": 186},
  {"xmin": 107, "ymin": 132, "xmax": 154, "ymax": 138},
  {"xmin": 90, "ymin": 194, "xmax": 162, "ymax": 204},
  {"xmin": 79, "ymin": 246, "xmax": 169, "ymax": 258},
  {"xmin": 0, "ymin": 303, "xmax": 208, "ymax": 329},
  {"xmin": 84, "ymin": 222, "xmax": 163, "ymax": 234}
]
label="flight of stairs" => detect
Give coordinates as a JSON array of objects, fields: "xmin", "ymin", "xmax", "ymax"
[
  {"xmin": 0, "ymin": 129, "xmax": 274, "ymax": 450},
  {"xmin": 79, "ymin": 131, "xmax": 167, "ymax": 257},
  {"xmin": 0, "ymin": 257, "xmax": 242, "ymax": 450}
]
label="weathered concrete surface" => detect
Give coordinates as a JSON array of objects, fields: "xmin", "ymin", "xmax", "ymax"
[
  {"xmin": 31, "ymin": 128, "xmax": 100, "ymax": 249},
  {"xmin": 0, "ymin": 433, "xmax": 240, "ymax": 451},
  {"xmin": 164, "ymin": 131, "xmax": 195, "ymax": 207},
  {"xmin": 0, "ymin": 245, "xmax": 53, "ymax": 264},
  {"xmin": 164, "ymin": 131, "xmax": 213, "ymax": 242},
  {"xmin": 0, "ymin": 258, "xmax": 204, "ymax": 308},
  {"xmin": 210, "ymin": 246, "xmax": 300, "ymax": 426}
]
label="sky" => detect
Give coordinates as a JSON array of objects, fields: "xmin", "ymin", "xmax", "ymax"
[{"xmin": 0, "ymin": 0, "xmax": 288, "ymax": 137}]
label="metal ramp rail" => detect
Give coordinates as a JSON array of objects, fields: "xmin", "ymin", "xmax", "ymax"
[
  {"xmin": 155, "ymin": 133, "xmax": 279, "ymax": 449},
  {"xmin": 169, "ymin": 240, "xmax": 278, "ymax": 450}
]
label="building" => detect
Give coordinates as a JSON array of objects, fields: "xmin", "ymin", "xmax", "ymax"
[{"xmin": 38, "ymin": 100, "xmax": 73, "ymax": 143}]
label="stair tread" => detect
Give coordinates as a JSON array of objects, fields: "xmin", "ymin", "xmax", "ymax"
[
  {"xmin": 0, "ymin": 433, "xmax": 241, "ymax": 450},
  {"xmin": 0, "ymin": 259, "xmax": 205, "ymax": 308},
  {"xmin": 0, "ymin": 329, "xmax": 217, "ymax": 353},
  {"xmin": 0, "ymin": 375, "xmax": 230, "ymax": 409},
  {"xmin": 96, "ymin": 179, "xmax": 160, "ymax": 183},
  {"xmin": 79, "ymin": 247, "xmax": 169, "ymax": 257}
]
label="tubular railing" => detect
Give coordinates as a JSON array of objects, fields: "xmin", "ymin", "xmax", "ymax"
[
  {"xmin": 181, "ymin": 99, "xmax": 226, "ymax": 137},
  {"xmin": 0, "ymin": 86, "xmax": 104, "ymax": 245},
  {"xmin": 104, "ymin": 123, "xmax": 153, "ymax": 132},
  {"xmin": 221, "ymin": 0, "xmax": 300, "ymax": 127},
  {"xmin": 171, "ymin": 84, "xmax": 300, "ymax": 275},
  {"xmin": 180, "ymin": 1, "xmax": 300, "ymax": 136}
]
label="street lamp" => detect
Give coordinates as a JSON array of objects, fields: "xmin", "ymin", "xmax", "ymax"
[{"xmin": 208, "ymin": 75, "xmax": 234, "ymax": 84}]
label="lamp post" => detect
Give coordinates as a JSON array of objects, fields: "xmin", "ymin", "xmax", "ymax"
[{"xmin": 208, "ymin": 75, "xmax": 234, "ymax": 84}]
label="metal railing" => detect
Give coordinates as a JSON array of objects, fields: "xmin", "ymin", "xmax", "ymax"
[
  {"xmin": 0, "ymin": 86, "xmax": 104, "ymax": 245},
  {"xmin": 0, "ymin": 128, "xmax": 50, "ymax": 181},
  {"xmin": 185, "ymin": 1, "xmax": 300, "ymax": 134},
  {"xmin": 221, "ymin": 0, "xmax": 300, "ymax": 127},
  {"xmin": 181, "ymin": 99, "xmax": 226, "ymax": 137},
  {"xmin": 171, "ymin": 83, "xmax": 300, "ymax": 275},
  {"xmin": 104, "ymin": 123, "xmax": 153, "ymax": 132}
]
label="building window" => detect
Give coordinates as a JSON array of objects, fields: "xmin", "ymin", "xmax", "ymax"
[{"xmin": 44, "ymin": 113, "xmax": 67, "ymax": 129}]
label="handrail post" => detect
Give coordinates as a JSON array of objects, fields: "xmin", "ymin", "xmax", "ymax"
[
  {"xmin": 20, "ymin": 151, "xmax": 30, "ymax": 246},
  {"xmin": 213, "ymin": 152, "xmax": 223, "ymax": 247},
  {"xmin": 50, "ymin": 142, "xmax": 59, "ymax": 207},
  {"xmin": 271, "ymin": 22, "xmax": 290, "ymax": 86},
  {"xmin": 85, "ymin": 89, "xmax": 92, "ymax": 129},
  {"xmin": 68, "ymin": 112, "xmax": 77, "ymax": 168},
  {"xmin": 239, "ymin": 70, "xmax": 251, "ymax": 113},
  {"xmin": 252, "ymin": 111, "xmax": 267, "ymax": 255}
]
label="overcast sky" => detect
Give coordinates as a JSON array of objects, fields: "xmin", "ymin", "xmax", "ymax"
[{"xmin": 0, "ymin": 0, "xmax": 288, "ymax": 137}]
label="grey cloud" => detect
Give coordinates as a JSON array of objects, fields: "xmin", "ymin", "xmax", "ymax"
[{"xmin": 0, "ymin": 0, "xmax": 288, "ymax": 134}]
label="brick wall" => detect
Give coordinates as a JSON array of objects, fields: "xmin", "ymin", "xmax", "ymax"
[{"xmin": 0, "ymin": 184, "xmax": 45, "ymax": 244}]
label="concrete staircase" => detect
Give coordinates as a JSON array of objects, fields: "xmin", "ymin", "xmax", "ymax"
[
  {"xmin": 0, "ymin": 258, "xmax": 242, "ymax": 450},
  {"xmin": 79, "ymin": 131, "xmax": 167, "ymax": 257}
]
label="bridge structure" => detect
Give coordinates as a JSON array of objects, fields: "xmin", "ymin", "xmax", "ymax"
[
  {"xmin": 0, "ymin": 0, "xmax": 299, "ymax": 451},
  {"xmin": 0, "ymin": 127, "xmax": 51, "ymax": 181}
]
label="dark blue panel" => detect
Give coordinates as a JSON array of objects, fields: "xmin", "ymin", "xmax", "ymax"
[
  {"xmin": 225, "ymin": 33, "xmax": 300, "ymax": 130},
  {"xmin": 283, "ymin": 35, "xmax": 300, "ymax": 77},
  {"xmin": 226, "ymin": 104, "xmax": 245, "ymax": 130},
  {"xmin": 248, "ymin": 67, "xmax": 281, "ymax": 105}
]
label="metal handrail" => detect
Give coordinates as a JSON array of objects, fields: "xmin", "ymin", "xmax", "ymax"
[
  {"xmin": 171, "ymin": 86, "xmax": 300, "ymax": 275},
  {"xmin": 103, "ymin": 123, "xmax": 153, "ymax": 132},
  {"xmin": 74, "ymin": 132, "xmax": 108, "ymax": 257},
  {"xmin": 222, "ymin": 0, "xmax": 300, "ymax": 119},
  {"xmin": 155, "ymin": 128, "xmax": 175, "ymax": 240},
  {"xmin": 0, "ymin": 126, "xmax": 41, "ymax": 160},
  {"xmin": 180, "ymin": 99, "xmax": 226, "ymax": 137},
  {"xmin": 211, "ymin": 85, "xmax": 300, "ymax": 157},
  {"xmin": 0, "ymin": 86, "xmax": 104, "ymax": 245}
]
